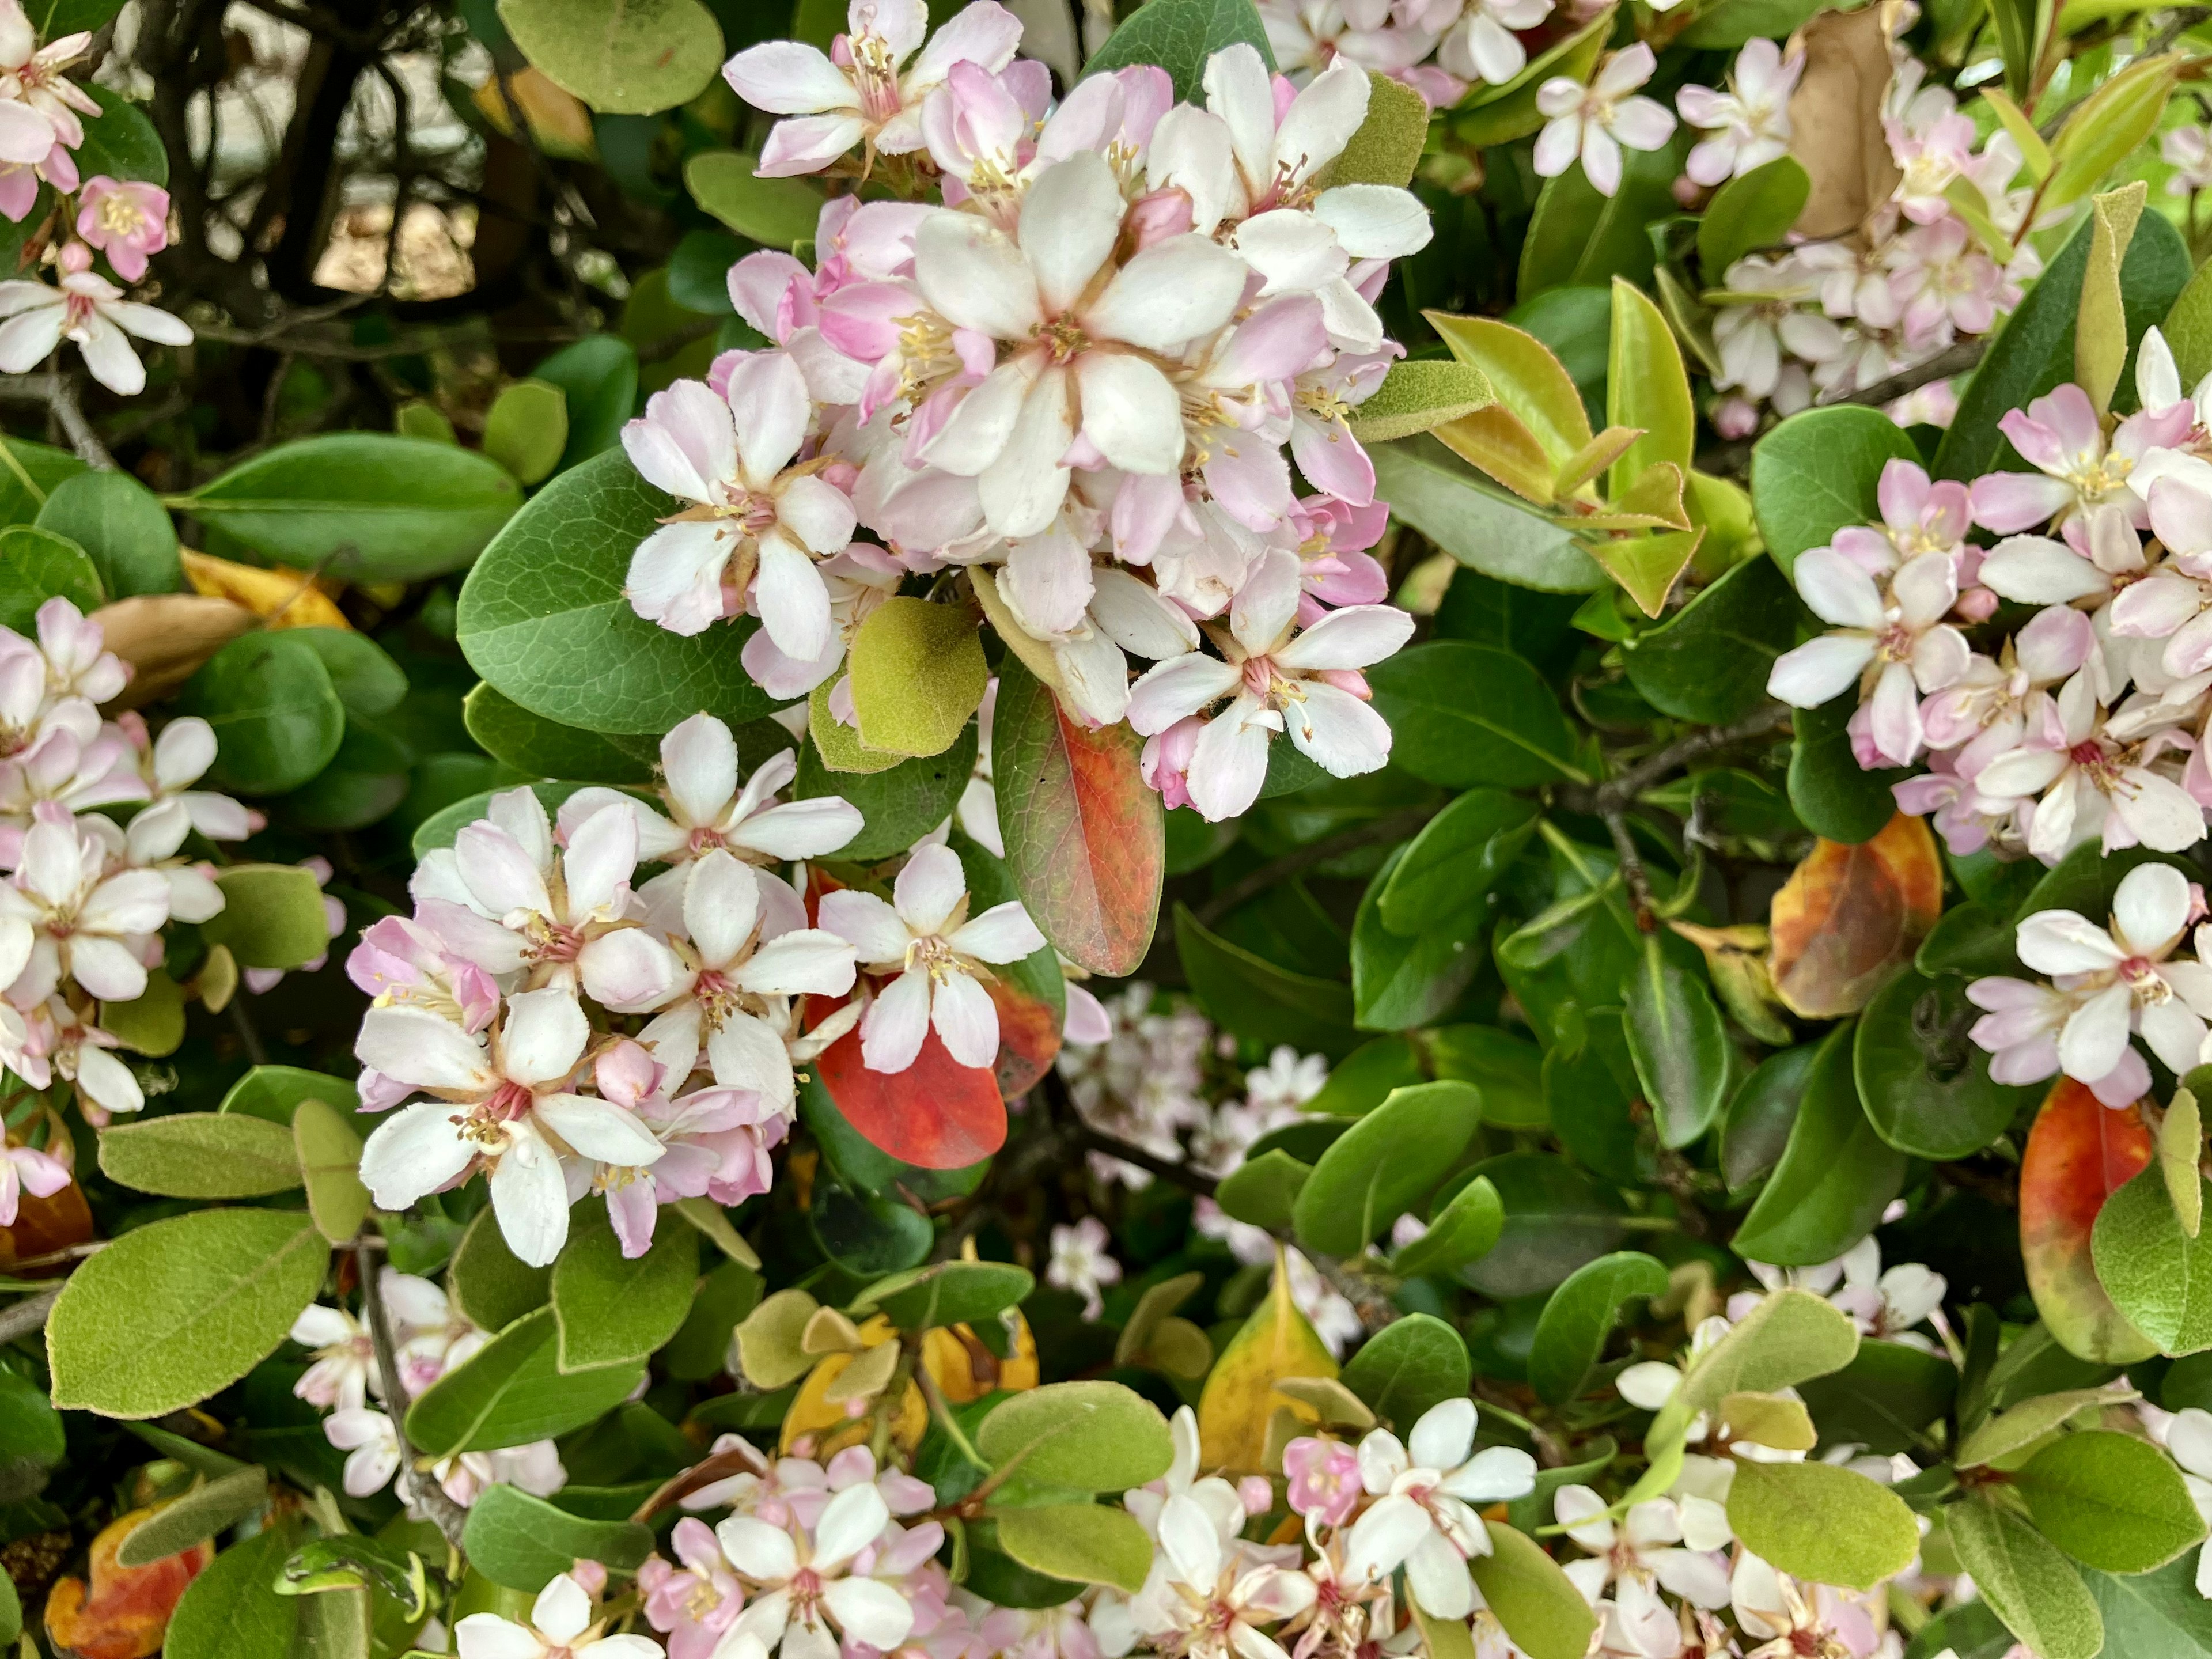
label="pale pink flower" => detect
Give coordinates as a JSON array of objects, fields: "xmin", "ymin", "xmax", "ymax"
[
  {"xmin": 1765, "ymin": 549, "xmax": 1969, "ymax": 767},
  {"xmin": 640, "ymin": 1518, "xmax": 744, "ymax": 1659},
  {"xmin": 1970, "ymin": 383, "xmax": 2192, "ymax": 538},
  {"xmin": 1283, "ymin": 1437, "xmax": 1363, "ymax": 1526},
  {"xmin": 73, "ymin": 177, "xmax": 168, "ymax": 282},
  {"xmin": 1046, "ymin": 1215, "xmax": 1122, "ymax": 1320},
  {"xmin": 1972, "ymin": 672, "xmax": 2205, "ymax": 858},
  {"xmin": 1533, "ymin": 46, "xmax": 1677, "ymax": 198},
  {"xmin": 1676, "ymin": 40, "xmax": 1800, "ymax": 185},
  {"xmin": 1437, "ymin": 0, "xmax": 1554, "ymax": 86},
  {"xmin": 2169, "ymin": 125, "xmax": 2212, "ymax": 195},
  {"xmin": 0, "ymin": 249, "xmax": 191, "ymax": 395}
]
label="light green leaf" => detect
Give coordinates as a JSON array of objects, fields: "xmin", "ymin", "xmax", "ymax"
[
  {"xmin": 2015, "ymin": 1429, "xmax": 2206, "ymax": 1572},
  {"xmin": 1346, "ymin": 359, "xmax": 1495, "ymax": 444},
  {"xmin": 101, "ymin": 968, "xmax": 184, "ymax": 1058},
  {"xmin": 974, "ymin": 1382, "xmax": 1176, "ymax": 1492},
  {"xmin": 1368, "ymin": 437, "xmax": 1605, "ymax": 592},
  {"xmin": 1529, "ymin": 1252, "xmax": 1669, "ymax": 1406},
  {"xmin": 406, "ymin": 1308, "xmax": 645, "ymax": 1457},
  {"xmin": 1677, "ymin": 1287, "xmax": 1862, "ymax": 1421},
  {"xmin": 684, "ymin": 150, "xmax": 824, "ymax": 249},
  {"xmin": 991, "ymin": 1505, "xmax": 1154, "ymax": 1594},
  {"xmin": 550, "ymin": 1209, "xmax": 699, "ymax": 1370},
  {"xmin": 1956, "ymin": 1384, "xmax": 2140, "ymax": 1468},
  {"xmin": 1467, "ymin": 1521, "xmax": 1599, "ymax": 1659},
  {"xmin": 1325, "ymin": 71, "xmax": 1429, "ymax": 189},
  {"xmin": 482, "ymin": 378, "xmax": 569, "ymax": 485},
  {"xmin": 848, "ymin": 597, "xmax": 988, "ymax": 759},
  {"xmin": 1340, "ymin": 1313, "xmax": 1472, "ymax": 1427},
  {"xmin": 2166, "ymin": 1090, "xmax": 2203, "ymax": 1240},
  {"xmin": 1606, "ymin": 279, "xmax": 1693, "ymax": 502},
  {"xmin": 498, "ymin": 0, "xmax": 721, "ymax": 113},
  {"xmin": 2077, "ymin": 184, "xmax": 2148, "ymax": 417},
  {"xmin": 98, "ymin": 1112, "xmax": 300, "ymax": 1199},
  {"xmin": 1726, "ymin": 1459, "xmax": 1920, "ymax": 1590},
  {"xmin": 200, "ymin": 863, "xmax": 335, "ymax": 971},
  {"xmin": 187, "ymin": 435, "xmax": 521, "ymax": 582},
  {"xmin": 1389, "ymin": 1176, "xmax": 1504, "ymax": 1279},
  {"xmin": 1947, "ymin": 1499, "xmax": 2105, "ymax": 1659},
  {"xmin": 734, "ymin": 1289, "xmax": 819, "ymax": 1391},
  {"xmin": 2045, "ymin": 58, "xmax": 2179, "ymax": 217},
  {"xmin": 1698, "ymin": 156, "xmax": 1812, "ymax": 274},
  {"xmin": 164, "ymin": 1523, "xmax": 303, "ymax": 1659},
  {"xmin": 292, "ymin": 1097, "xmax": 370, "ymax": 1245},
  {"xmin": 48, "ymin": 1209, "xmax": 328, "ymax": 1418},
  {"xmin": 1082, "ymin": 0, "xmax": 1272, "ymax": 98},
  {"xmin": 461, "ymin": 1483, "xmax": 654, "ymax": 1592},
  {"xmin": 116, "ymin": 1465, "xmax": 269, "ymax": 1567},
  {"xmin": 1214, "ymin": 1149, "xmax": 1312, "ymax": 1233},
  {"xmin": 2091, "ymin": 1165, "xmax": 2212, "ymax": 1354},
  {"xmin": 1293, "ymin": 1081, "xmax": 1482, "ymax": 1256}
]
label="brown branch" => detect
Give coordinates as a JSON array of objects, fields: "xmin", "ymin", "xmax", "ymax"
[
  {"xmin": 357, "ymin": 1238, "xmax": 469, "ymax": 1550},
  {"xmin": 1556, "ymin": 701, "xmax": 1792, "ymax": 817},
  {"xmin": 1699, "ymin": 341, "xmax": 1984, "ymax": 476},
  {"xmin": 1190, "ymin": 804, "xmax": 1440, "ymax": 929},
  {"xmin": 1070, "ymin": 1124, "xmax": 1219, "ymax": 1198},
  {"xmin": 0, "ymin": 1286, "xmax": 59, "ymax": 1344}
]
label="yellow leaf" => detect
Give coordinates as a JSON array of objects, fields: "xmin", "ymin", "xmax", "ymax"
[
  {"xmin": 179, "ymin": 550, "xmax": 350, "ymax": 631},
  {"xmin": 781, "ymin": 1315, "xmax": 927, "ymax": 1457},
  {"xmin": 2077, "ymin": 183, "xmax": 2147, "ymax": 418},
  {"xmin": 470, "ymin": 66, "xmax": 598, "ymax": 160},
  {"xmin": 1433, "ymin": 407, "xmax": 1555, "ymax": 504},
  {"xmin": 922, "ymin": 1313, "xmax": 1041, "ymax": 1404},
  {"xmin": 1197, "ymin": 1246, "xmax": 1339, "ymax": 1472}
]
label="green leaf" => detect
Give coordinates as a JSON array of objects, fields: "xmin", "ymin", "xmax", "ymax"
[
  {"xmin": 1622, "ymin": 553, "xmax": 1801, "ymax": 723},
  {"xmin": 461, "ymin": 1483, "xmax": 654, "ymax": 1592},
  {"xmin": 1339, "ymin": 1313, "xmax": 1472, "ymax": 1429},
  {"xmin": 1377, "ymin": 790, "xmax": 1537, "ymax": 935},
  {"xmin": 2166, "ymin": 254, "xmax": 2212, "ymax": 393},
  {"xmin": 1677, "ymin": 1287, "xmax": 1862, "ymax": 1420},
  {"xmin": 449, "ymin": 1211, "xmax": 554, "ymax": 1335},
  {"xmin": 1430, "ymin": 1025, "xmax": 1547, "ymax": 1129},
  {"xmin": 1352, "ymin": 848, "xmax": 1485, "ymax": 1031},
  {"xmin": 1948, "ymin": 1500, "xmax": 2106, "ymax": 1659},
  {"xmin": 1459, "ymin": 1153, "xmax": 1626, "ymax": 1299},
  {"xmin": 165, "ymin": 1523, "xmax": 303, "ymax": 1659},
  {"xmin": 1722, "ymin": 1042, "xmax": 1819, "ymax": 1190},
  {"xmin": 291, "ymin": 628, "xmax": 406, "ymax": 720},
  {"xmin": 75, "ymin": 86, "xmax": 167, "ymax": 184},
  {"xmin": 2085, "ymin": 1555, "xmax": 2212, "ymax": 1655},
  {"xmin": 993, "ymin": 657, "xmax": 1164, "ymax": 978},
  {"xmin": 1677, "ymin": 0, "xmax": 1824, "ymax": 43},
  {"xmin": 855, "ymin": 1260, "xmax": 1035, "ymax": 1332},
  {"xmin": 1368, "ymin": 641, "xmax": 1586, "ymax": 789},
  {"xmin": 179, "ymin": 633, "xmax": 346, "ymax": 795},
  {"xmin": 1346, "ymin": 359, "xmax": 1495, "ymax": 444},
  {"xmin": 532, "ymin": 335, "xmax": 639, "ymax": 472},
  {"xmin": 116, "ymin": 1465, "xmax": 270, "ymax": 1567},
  {"xmin": 188, "ymin": 435, "xmax": 521, "ymax": 582},
  {"xmin": 1956, "ymin": 1383, "xmax": 2139, "ymax": 1468},
  {"xmin": 2092, "ymin": 1165, "xmax": 2212, "ymax": 1355},
  {"xmin": 1790, "ymin": 695, "xmax": 1907, "ymax": 844},
  {"xmin": 1520, "ymin": 138, "xmax": 1684, "ymax": 298},
  {"xmin": 220, "ymin": 1066, "xmax": 360, "ymax": 1126},
  {"xmin": 974, "ymin": 1381, "xmax": 1176, "ymax": 1491},
  {"xmin": 797, "ymin": 722, "xmax": 975, "ymax": 862},
  {"xmin": 456, "ymin": 448, "xmax": 775, "ymax": 734},
  {"xmin": 2045, "ymin": 58, "xmax": 2179, "ymax": 217},
  {"xmin": 40, "ymin": 469, "xmax": 187, "ymax": 597},
  {"xmin": 1725, "ymin": 1459, "xmax": 1921, "ymax": 1590},
  {"xmin": 101, "ymin": 967, "xmax": 184, "ymax": 1057},
  {"xmin": 1733, "ymin": 1024, "xmax": 1905, "ymax": 1266},
  {"xmin": 1937, "ymin": 207, "xmax": 2189, "ymax": 482},
  {"xmin": 1368, "ymin": 437, "xmax": 1605, "ymax": 592},
  {"xmin": 551, "ymin": 1209, "xmax": 698, "ymax": 1370},
  {"xmin": 1082, "ymin": 0, "xmax": 1271, "ymax": 99},
  {"xmin": 991, "ymin": 1505, "xmax": 1154, "ymax": 1594},
  {"xmin": 1390, "ymin": 1176, "xmax": 1504, "ymax": 1279},
  {"xmin": 290, "ymin": 1097, "xmax": 370, "ymax": 1247},
  {"xmin": 1214, "ymin": 1149, "xmax": 1313, "ymax": 1232},
  {"xmin": 97, "ymin": 1112, "xmax": 300, "ymax": 1198},
  {"xmin": 406, "ymin": 1308, "xmax": 645, "ymax": 1457},
  {"xmin": 1855, "ymin": 968, "xmax": 2039, "ymax": 1160},
  {"xmin": 1528, "ymin": 1252, "xmax": 1669, "ymax": 1406},
  {"xmin": 0, "ymin": 1365, "xmax": 63, "ymax": 1502},
  {"xmin": 1606, "ymin": 279, "xmax": 1694, "ymax": 504},
  {"xmin": 201, "ymin": 863, "xmax": 336, "ymax": 970},
  {"xmin": 463, "ymin": 681, "xmax": 657, "ymax": 785},
  {"xmin": 810, "ymin": 1180, "xmax": 931, "ymax": 1276},
  {"xmin": 1622, "ymin": 937, "xmax": 1730, "ymax": 1149},
  {"xmin": 1467, "ymin": 1521, "xmax": 1600, "ymax": 1659},
  {"xmin": 2015, "ymin": 1429, "xmax": 2206, "ymax": 1572},
  {"xmin": 666, "ymin": 1257, "xmax": 763, "ymax": 1381},
  {"xmin": 482, "ymin": 378, "xmax": 570, "ymax": 485},
  {"xmin": 499, "ymin": 0, "xmax": 720, "ymax": 113},
  {"xmin": 1698, "ymin": 156, "xmax": 1812, "ymax": 274},
  {"xmin": 1793, "ymin": 1339, "xmax": 1959, "ymax": 1455},
  {"xmin": 1751, "ymin": 407, "xmax": 1922, "ymax": 578},
  {"xmin": 48, "ymin": 1209, "xmax": 328, "ymax": 1418},
  {"xmin": 684, "ymin": 150, "xmax": 823, "ymax": 248},
  {"xmin": 1325, "ymin": 71, "xmax": 1430, "ymax": 190},
  {"xmin": 848, "ymin": 597, "xmax": 987, "ymax": 758},
  {"xmin": 0, "ymin": 437, "xmax": 82, "ymax": 525},
  {"xmin": 1294, "ymin": 1081, "xmax": 1482, "ymax": 1256},
  {"xmin": 2077, "ymin": 185, "xmax": 2147, "ymax": 416},
  {"xmin": 1175, "ymin": 901, "xmax": 1360, "ymax": 1058},
  {"xmin": 0, "ymin": 524, "xmax": 100, "ymax": 632}
]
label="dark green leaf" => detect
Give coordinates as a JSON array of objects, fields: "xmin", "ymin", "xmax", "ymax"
[
  {"xmin": 1528, "ymin": 1252, "xmax": 1669, "ymax": 1405},
  {"xmin": 1352, "ymin": 847, "xmax": 1486, "ymax": 1030},
  {"xmin": 797, "ymin": 725, "xmax": 975, "ymax": 862},
  {"xmin": 1750, "ymin": 407, "xmax": 1922, "ymax": 577},
  {"xmin": 1722, "ymin": 1043, "xmax": 1818, "ymax": 1191},
  {"xmin": 1622, "ymin": 937, "xmax": 1731, "ymax": 1149},
  {"xmin": 0, "ymin": 524, "xmax": 100, "ymax": 633},
  {"xmin": 1697, "ymin": 156, "xmax": 1812, "ymax": 272},
  {"xmin": 1377, "ymin": 791, "xmax": 1538, "ymax": 934},
  {"xmin": 1521, "ymin": 138, "xmax": 1684, "ymax": 297},
  {"xmin": 1458, "ymin": 1153, "xmax": 1627, "ymax": 1300},
  {"xmin": 1368, "ymin": 641, "xmax": 1586, "ymax": 789},
  {"xmin": 1732, "ymin": 1023, "xmax": 1906, "ymax": 1266},
  {"xmin": 550, "ymin": 1209, "xmax": 698, "ymax": 1370},
  {"xmin": 1083, "ymin": 0, "xmax": 1272, "ymax": 99},
  {"xmin": 1622, "ymin": 553, "xmax": 1801, "ymax": 722},
  {"xmin": 76, "ymin": 87, "xmax": 167, "ymax": 184},
  {"xmin": 1368, "ymin": 437, "xmax": 1605, "ymax": 593},
  {"xmin": 461, "ymin": 1483, "xmax": 654, "ymax": 1592},
  {"xmin": 406, "ymin": 1308, "xmax": 646, "ymax": 1457},
  {"xmin": 1293, "ymin": 1081, "xmax": 1482, "ymax": 1256},
  {"xmin": 1790, "ymin": 695, "xmax": 1906, "ymax": 843},
  {"xmin": 1855, "ymin": 968, "xmax": 2038, "ymax": 1159},
  {"xmin": 1175, "ymin": 902, "xmax": 1360, "ymax": 1058},
  {"xmin": 1341, "ymin": 1313, "xmax": 1472, "ymax": 1426},
  {"xmin": 179, "ymin": 632, "xmax": 346, "ymax": 795}
]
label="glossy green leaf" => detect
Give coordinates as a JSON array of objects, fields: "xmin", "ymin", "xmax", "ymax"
[
  {"xmin": 1176, "ymin": 902, "xmax": 1360, "ymax": 1058},
  {"xmin": 1340, "ymin": 1313, "xmax": 1472, "ymax": 1427},
  {"xmin": 1790, "ymin": 695, "xmax": 1907, "ymax": 844},
  {"xmin": 1352, "ymin": 847, "xmax": 1486, "ymax": 1031},
  {"xmin": 1699, "ymin": 156, "xmax": 1812, "ymax": 273},
  {"xmin": 1529, "ymin": 1252, "xmax": 1668, "ymax": 1405},
  {"xmin": 1722, "ymin": 1042, "xmax": 1818, "ymax": 1191},
  {"xmin": 219, "ymin": 1066, "xmax": 359, "ymax": 1125},
  {"xmin": 1622, "ymin": 937, "xmax": 1730, "ymax": 1149},
  {"xmin": 550, "ymin": 1208, "xmax": 698, "ymax": 1370},
  {"xmin": 463, "ymin": 681, "xmax": 657, "ymax": 785},
  {"xmin": 1430, "ymin": 1025, "xmax": 1548, "ymax": 1129},
  {"xmin": 1391, "ymin": 1176, "xmax": 1505, "ymax": 1279},
  {"xmin": 1293, "ymin": 1081, "xmax": 1482, "ymax": 1256},
  {"xmin": 1458, "ymin": 1153, "xmax": 1626, "ymax": 1300},
  {"xmin": 684, "ymin": 150, "xmax": 822, "ymax": 248},
  {"xmin": 1520, "ymin": 138, "xmax": 1684, "ymax": 298},
  {"xmin": 855, "ymin": 1261, "xmax": 1035, "ymax": 1332},
  {"xmin": 179, "ymin": 632, "xmax": 346, "ymax": 795},
  {"xmin": 1369, "ymin": 641, "xmax": 1585, "ymax": 789},
  {"xmin": 1622, "ymin": 552, "xmax": 1801, "ymax": 724},
  {"xmin": 75, "ymin": 86, "xmax": 166, "ymax": 184},
  {"xmin": 1377, "ymin": 790, "xmax": 1537, "ymax": 935},
  {"xmin": 797, "ymin": 725, "xmax": 975, "ymax": 862},
  {"xmin": 1751, "ymin": 407, "xmax": 1922, "ymax": 577},
  {"xmin": 1857, "ymin": 964, "xmax": 2041, "ymax": 1158},
  {"xmin": 0, "ymin": 524, "xmax": 100, "ymax": 633},
  {"xmin": 1369, "ymin": 437, "xmax": 1605, "ymax": 592},
  {"xmin": 1733, "ymin": 1024, "xmax": 1905, "ymax": 1265}
]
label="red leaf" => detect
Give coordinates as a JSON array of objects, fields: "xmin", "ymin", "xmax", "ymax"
[
  {"xmin": 994, "ymin": 662, "xmax": 1164, "ymax": 976},
  {"xmin": 990, "ymin": 976, "xmax": 1061, "ymax": 1099},
  {"xmin": 44, "ymin": 1509, "xmax": 211, "ymax": 1659},
  {"xmin": 1768, "ymin": 811, "xmax": 1942, "ymax": 1017},
  {"xmin": 809, "ymin": 994, "xmax": 1007, "ymax": 1169},
  {"xmin": 2020, "ymin": 1078, "xmax": 2156, "ymax": 1362}
]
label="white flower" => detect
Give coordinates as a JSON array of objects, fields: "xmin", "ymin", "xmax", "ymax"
[
  {"xmin": 1676, "ymin": 40, "xmax": 1801, "ymax": 186},
  {"xmin": 0, "ymin": 801, "xmax": 166, "ymax": 1003},
  {"xmin": 623, "ymin": 358, "xmax": 858, "ymax": 652},
  {"xmin": 1766, "ymin": 548, "xmax": 1969, "ymax": 767},
  {"xmin": 1438, "ymin": 0, "xmax": 1555, "ymax": 86},
  {"xmin": 1972, "ymin": 672, "xmax": 2204, "ymax": 859},
  {"xmin": 1827, "ymin": 1236, "xmax": 1947, "ymax": 1350},
  {"xmin": 1245, "ymin": 1046, "xmax": 1328, "ymax": 1112},
  {"xmin": 1145, "ymin": 1490, "xmax": 1318, "ymax": 1659},
  {"xmin": 2168, "ymin": 126, "xmax": 2212, "ymax": 196},
  {"xmin": 354, "ymin": 988, "xmax": 667, "ymax": 1266},
  {"xmin": 817, "ymin": 843, "xmax": 1047, "ymax": 1073},
  {"xmin": 0, "ymin": 263, "xmax": 191, "ymax": 395},
  {"xmin": 635, "ymin": 850, "xmax": 858, "ymax": 1114},
  {"xmin": 1533, "ymin": 46, "xmax": 1677, "ymax": 198},
  {"xmin": 718, "ymin": 1480, "xmax": 915, "ymax": 1658},
  {"xmin": 455, "ymin": 1572, "xmax": 661, "ymax": 1659},
  {"xmin": 1127, "ymin": 549, "xmax": 1413, "ymax": 822},
  {"xmin": 1357, "ymin": 1398, "xmax": 1539, "ymax": 1617},
  {"xmin": 1047, "ymin": 1215, "xmax": 1122, "ymax": 1320},
  {"xmin": 1552, "ymin": 1487, "xmax": 1732, "ymax": 1609}
]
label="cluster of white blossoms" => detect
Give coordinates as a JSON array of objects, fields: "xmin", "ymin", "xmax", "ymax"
[
  {"xmin": 1765, "ymin": 327, "xmax": 2212, "ymax": 885},
  {"xmin": 0, "ymin": 598, "xmax": 262, "ymax": 1149},
  {"xmin": 633, "ymin": 5, "xmax": 1427, "ymax": 824},
  {"xmin": 349, "ymin": 709, "xmax": 1051, "ymax": 1265}
]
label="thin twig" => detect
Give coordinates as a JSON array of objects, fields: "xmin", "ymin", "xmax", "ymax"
[
  {"xmin": 0, "ymin": 1286, "xmax": 59, "ymax": 1344},
  {"xmin": 1191, "ymin": 804, "xmax": 1440, "ymax": 929},
  {"xmin": 358, "ymin": 1238, "xmax": 469, "ymax": 1550},
  {"xmin": 0, "ymin": 375, "xmax": 114, "ymax": 469},
  {"xmin": 1602, "ymin": 810, "xmax": 1658, "ymax": 931},
  {"xmin": 1071, "ymin": 1124, "xmax": 1219, "ymax": 1198},
  {"xmin": 1698, "ymin": 340, "xmax": 1984, "ymax": 475},
  {"xmin": 1556, "ymin": 702, "xmax": 1792, "ymax": 817}
]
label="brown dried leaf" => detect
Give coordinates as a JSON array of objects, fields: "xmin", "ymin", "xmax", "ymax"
[
  {"xmin": 91, "ymin": 595, "xmax": 255, "ymax": 711},
  {"xmin": 1767, "ymin": 812, "xmax": 1942, "ymax": 1017},
  {"xmin": 1787, "ymin": 3, "xmax": 1904, "ymax": 241}
]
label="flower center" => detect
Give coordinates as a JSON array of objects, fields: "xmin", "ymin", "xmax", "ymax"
[
  {"xmin": 1037, "ymin": 316, "xmax": 1090, "ymax": 366},
  {"xmin": 904, "ymin": 934, "xmax": 959, "ymax": 980},
  {"xmin": 2120, "ymin": 955, "xmax": 2172, "ymax": 1002},
  {"xmin": 96, "ymin": 194, "xmax": 145, "ymax": 236}
]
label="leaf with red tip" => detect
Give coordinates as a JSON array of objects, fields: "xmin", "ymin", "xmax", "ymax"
[
  {"xmin": 990, "ymin": 976, "xmax": 1060, "ymax": 1100},
  {"xmin": 44, "ymin": 1507, "xmax": 211, "ymax": 1659},
  {"xmin": 810, "ymin": 993, "xmax": 1008, "ymax": 1171},
  {"xmin": 994, "ymin": 661, "xmax": 1164, "ymax": 977},
  {"xmin": 1768, "ymin": 811, "xmax": 1942, "ymax": 1017},
  {"xmin": 2021, "ymin": 1078, "xmax": 2157, "ymax": 1363}
]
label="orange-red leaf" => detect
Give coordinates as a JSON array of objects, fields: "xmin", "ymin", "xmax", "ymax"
[
  {"xmin": 1768, "ymin": 811, "xmax": 1942, "ymax": 1017},
  {"xmin": 988, "ymin": 976, "xmax": 1060, "ymax": 1100},
  {"xmin": 809, "ymin": 994, "xmax": 1007, "ymax": 1171},
  {"xmin": 44, "ymin": 1509, "xmax": 210, "ymax": 1659},
  {"xmin": 993, "ymin": 662, "xmax": 1164, "ymax": 977},
  {"xmin": 2021, "ymin": 1078, "xmax": 2157, "ymax": 1362},
  {"xmin": 0, "ymin": 1175, "xmax": 93, "ymax": 1268}
]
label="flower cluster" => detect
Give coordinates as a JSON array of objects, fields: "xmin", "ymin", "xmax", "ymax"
[
  {"xmin": 0, "ymin": 1, "xmax": 181, "ymax": 395},
  {"xmin": 1701, "ymin": 43, "xmax": 2033, "ymax": 429},
  {"xmin": 631, "ymin": 10, "xmax": 1427, "ymax": 823},
  {"xmin": 0, "ymin": 598, "xmax": 255, "ymax": 1141},
  {"xmin": 1765, "ymin": 332, "xmax": 2212, "ymax": 904}
]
